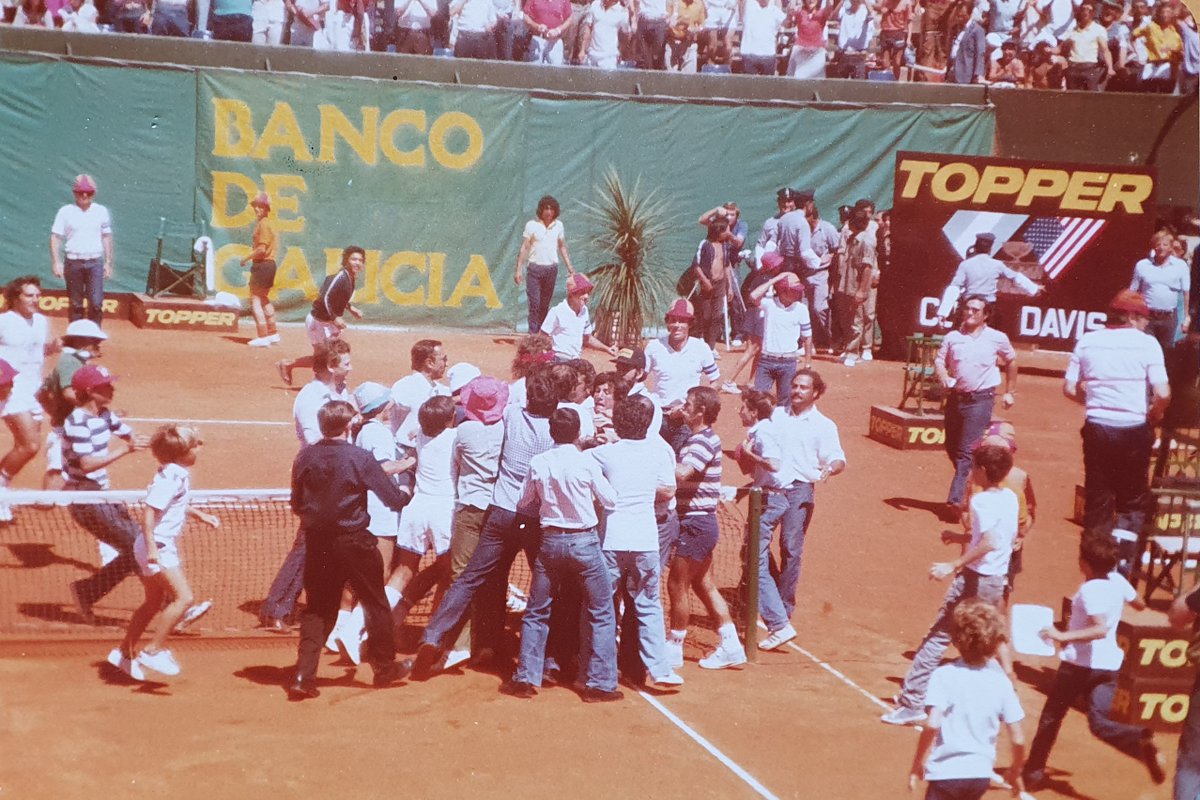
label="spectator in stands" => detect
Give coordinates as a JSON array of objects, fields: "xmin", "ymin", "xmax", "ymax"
[
  {"xmin": 524, "ymin": 0, "xmax": 572, "ymax": 62},
  {"xmin": 286, "ymin": 0, "xmax": 329, "ymax": 46},
  {"xmin": 833, "ymin": 0, "xmax": 873, "ymax": 78},
  {"xmin": 105, "ymin": 0, "xmax": 146, "ymax": 28},
  {"xmin": 252, "ymin": 0, "xmax": 286, "ymax": 42},
  {"xmin": 916, "ymin": 0, "xmax": 953, "ymax": 74},
  {"xmin": 149, "ymin": 0, "xmax": 191, "ymax": 33},
  {"xmin": 579, "ymin": 0, "xmax": 632, "ymax": 67},
  {"xmin": 989, "ymin": 38, "xmax": 1026, "ymax": 84},
  {"xmin": 736, "ymin": 0, "xmax": 786, "ymax": 75},
  {"xmin": 394, "ymin": 0, "xmax": 437, "ymax": 52},
  {"xmin": 59, "ymin": 0, "xmax": 100, "ymax": 31},
  {"xmin": 1062, "ymin": 2, "xmax": 1113, "ymax": 90},
  {"xmin": 1180, "ymin": 5, "xmax": 1198, "ymax": 95},
  {"xmin": 211, "ymin": 0, "xmax": 254, "ymax": 39},
  {"xmin": 1100, "ymin": 0, "xmax": 1136, "ymax": 90},
  {"xmin": 325, "ymin": 0, "xmax": 368, "ymax": 48},
  {"xmin": 1135, "ymin": 1, "xmax": 1182, "ymax": 92},
  {"xmin": 1027, "ymin": 38, "xmax": 1067, "ymax": 87},
  {"xmin": 699, "ymin": 0, "xmax": 735, "ymax": 68},
  {"xmin": 1036, "ymin": 0, "xmax": 1075, "ymax": 41},
  {"xmin": 788, "ymin": 0, "xmax": 841, "ymax": 78},
  {"xmin": 949, "ymin": 7, "xmax": 988, "ymax": 83},
  {"xmin": 13, "ymin": 0, "xmax": 52, "ymax": 23},
  {"xmin": 492, "ymin": 0, "xmax": 519, "ymax": 58},
  {"xmin": 50, "ymin": 174, "xmax": 114, "ymax": 326},
  {"xmin": 666, "ymin": 0, "xmax": 706, "ymax": 71},
  {"xmin": 981, "ymin": 0, "xmax": 1019, "ymax": 47},
  {"xmin": 633, "ymin": 0, "xmax": 670, "ymax": 68},
  {"xmin": 1129, "ymin": 229, "xmax": 1189, "ymax": 353},
  {"xmin": 874, "ymin": 0, "xmax": 913, "ymax": 79}
]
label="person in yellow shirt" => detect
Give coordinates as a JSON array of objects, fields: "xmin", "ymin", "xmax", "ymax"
[
  {"xmin": 1135, "ymin": 2, "xmax": 1182, "ymax": 91},
  {"xmin": 666, "ymin": 0, "xmax": 707, "ymax": 70},
  {"xmin": 240, "ymin": 192, "xmax": 279, "ymax": 348}
]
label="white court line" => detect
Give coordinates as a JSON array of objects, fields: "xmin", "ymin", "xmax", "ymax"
[
  {"xmin": 124, "ymin": 417, "xmax": 290, "ymax": 427},
  {"xmin": 637, "ymin": 690, "xmax": 780, "ymax": 800},
  {"xmin": 757, "ymin": 621, "xmax": 890, "ymax": 711}
]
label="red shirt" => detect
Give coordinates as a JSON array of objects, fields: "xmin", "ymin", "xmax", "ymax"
[
  {"xmin": 524, "ymin": 0, "xmax": 571, "ymax": 27},
  {"xmin": 791, "ymin": 5, "xmax": 831, "ymax": 48}
]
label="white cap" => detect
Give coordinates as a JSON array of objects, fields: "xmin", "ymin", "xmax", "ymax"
[
  {"xmin": 64, "ymin": 319, "xmax": 108, "ymax": 340},
  {"xmin": 447, "ymin": 362, "xmax": 481, "ymax": 394}
]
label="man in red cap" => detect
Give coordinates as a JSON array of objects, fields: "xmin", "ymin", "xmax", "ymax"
[
  {"xmin": 644, "ymin": 298, "xmax": 721, "ymax": 452},
  {"xmin": 50, "ymin": 174, "xmax": 114, "ymax": 325},
  {"xmin": 240, "ymin": 192, "xmax": 279, "ymax": 348},
  {"xmin": 1064, "ymin": 289, "xmax": 1170, "ymax": 570},
  {"xmin": 539, "ymin": 272, "xmax": 617, "ymax": 360},
  {"xmin": 747, "ymin": 271, "xmax": 814, "ymax": 406}
]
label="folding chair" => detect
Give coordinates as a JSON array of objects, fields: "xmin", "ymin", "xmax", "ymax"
[
  {"xmin": 899, "ymin": 334, "xmax": 944, "ymax": 415},
  {"xmin": 146, "ymin": 217, "xmax": 207, "ymax": 300},
  {"xmin": 1133, "ymin": 483, "xmax": 1200, "ymax": 603}
]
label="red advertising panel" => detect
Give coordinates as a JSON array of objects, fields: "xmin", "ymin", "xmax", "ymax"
[{"xmin": 880, "ymin": 152, "xmax": 1158, "ymax": 357}]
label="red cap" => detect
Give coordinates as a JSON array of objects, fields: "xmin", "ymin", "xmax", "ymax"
[
  {"xmin": 665, "ymin": 298, "xmax": 695, "ymax": 321},
  {"xmin": 0, "ymin": 359, "xmax": 16, "ymax": 387},
  {"xmin": 1109, "ymin": 289, "xmax": 1149, "ymax": 317},
  {"xmin": 250, "ymin": 192, "xmax": 271, "ymax": 209},
  {"xmin": 777, "ymin": 273, "xmax": 805, "ymax": 295},
  {"xmin": 566, "ymin": 273, "xmax": 595, "ymax": 295},
  {"xmin": 73, "ymin": 174, "xmax": 97, "ymax": 193},
  {"xmin": 760, "ymin": 252, "xmax": 784, "ymax": 272},
  {"xmin": 71, "ymin": 364, "xmax": 117, "ymax": 394}
]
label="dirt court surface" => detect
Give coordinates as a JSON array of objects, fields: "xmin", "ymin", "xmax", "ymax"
[{"xmin": 0, "ymin": 318, "xmax": 1181, "ymax": 799}]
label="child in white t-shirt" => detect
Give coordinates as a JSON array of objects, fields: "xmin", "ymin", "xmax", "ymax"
[
  {"xmin": 884, "ymin": 444, "xmax": 1018, "ymax": 726},
  {"xmin": 908, "ymin": 598, "xmax": 1026, "ymax": 800},
  {"xmin": 108, "ymin": 425, "xmax": 219, "ymax": 680},
  {"xmin": 1021, "ymin": 529, "xmax": 1166, "ymax": 791}
]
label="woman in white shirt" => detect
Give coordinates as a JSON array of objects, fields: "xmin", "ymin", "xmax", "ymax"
[{"xmin": 515, "ymin": 195, "xmax": 576, "ymax": 335}]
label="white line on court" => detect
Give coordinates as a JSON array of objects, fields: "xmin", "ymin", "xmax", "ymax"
[
  {"xmin": 757, "ymin": 621, "xmax": 890, "ymax": 711},
  {"xmin": 637, "ymin": 690, "xmax": 780, "ymax": 800},
  {"xmin": 124, "ymin": 416, "xmax": 290, "ymax": 427}
]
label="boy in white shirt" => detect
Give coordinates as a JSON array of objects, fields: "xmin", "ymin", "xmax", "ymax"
[
  {"xmin": 884, "ymin": 443, "xmax": 1018, "ymax": 725},
  {"xmin": 1021, "ymin": 530, "xmax": 1166, "ymax": 790},
  {"xmin": 540, "ymin": 273, "xmax": 617, "ymax": 360},
  {"xmin": 748, "ymin": 271, "xmax": 815, "ymax": 406},
  {"xmin": 907, "ymin": 599, "xmax": 1026, "ymax": 799}
]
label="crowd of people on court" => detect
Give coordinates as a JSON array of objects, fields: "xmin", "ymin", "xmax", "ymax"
[{"xmin": 4, "ymin": 0, "xmax": 1196, "ymax": 91}]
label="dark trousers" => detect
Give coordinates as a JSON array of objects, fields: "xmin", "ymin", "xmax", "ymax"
[
  {"xmin": 637, "ymin": 16, "xmax": 668, "ymax": 69},
  {"xmin": 262, "ymin": 528, "xmax": 306, "ymax": 621},
  {"xmin": 68, "ymin": 500, "xmax": 141, "ymax": 607},
  {"xmin": 1065, "ymin": 62, "xmax": 1105, "ymax": 91},
  {"xmin": 395, "ymin": 26, "xmax": 434, "ymax": 54},
  {"xmin": 1082, "ymin": 420, "xmax": 1152, "ymax": 568},
  {"xmin": 694, "ymin": 282, "xmax": 726, "ymax": 347},
  {"xmin": 943, "ymin": 389, "xmax": 995, "ymax": 506},
  {"xmin": 64, "ymin": 258, "xmax": 105, "ymax": 324},
  {"xmin": 294, "ymin": 529, "xmax": 395, "ymax": 681},
  {"xmin": 740, "ymin": 54, "xmax": 776, "ymax": 75},
  {"xmin": 493, "ymin": 15, "xmax": 514, "ymax": 60},
  {"xmin": 211, "ymin": 12, "xmax": 253, "ymax": 40},
  {"xmin": 924, "ymin": 778, "xmax": 990, "ymax": 800},
  {"xmin": 455, "ymin": 30, "xmax": 496, "ymax": 59},
  {"xmin": 150, "ymin": 4, "xmax": 191, "ymax": 35},
  {"xmin": 1024, "ymin": 662, "xmax": 1148, "ymax": 781},
  {"xmin": 421, "ymin": 505, "xmax": 540, "ymax": 649},
  {"xmin": 1147, "ymin": 311, "xmax": 1178, "ymax": 353},
  {"xmin": 525, "ymin": 262, "xmax": 557, "ymax": 333}
]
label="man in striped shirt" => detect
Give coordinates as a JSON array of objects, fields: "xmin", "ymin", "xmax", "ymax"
[
  {"xmin": 62, "ymin": 364, "xmax": 151, "ymax": 624},
  {"xmin": 277, "ymin": 245, "xmax": 364, "ymax": 386}
]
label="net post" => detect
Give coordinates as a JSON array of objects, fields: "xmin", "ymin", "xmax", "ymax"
[{"xmin": 744, "ymin": 487, "xmax": 761, "ymax": 662}]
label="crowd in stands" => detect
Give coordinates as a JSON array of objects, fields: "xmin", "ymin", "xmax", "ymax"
[{"xmin": 2, "ymin": 0, "xmax": 1196, "ymax": 91}]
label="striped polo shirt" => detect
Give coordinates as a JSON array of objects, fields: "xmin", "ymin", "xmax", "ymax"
[
  {"xmin": 677, "ymin": 427, "xmax": 722, "ymax": 516},
  {"xmin": 63, "ymin": 407, "xmax": 132, "ymax": 488}
]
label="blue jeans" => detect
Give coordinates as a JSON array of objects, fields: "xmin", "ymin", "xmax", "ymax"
[
  {"xmin": 422, "ymin": 505, "xmax": 540, "ymax": 648},
  {"xmin": 595, "ymin": 549, "xmax": 672, "ymax": 680},
  {"xmin": 261, "ymin": 528, "xmax": 305, "ymax": 621},
  {"xmin": 151, "ymin": 4, "xmax": 191, "ymax": 34},
  {"xmin": 657, "ymin": 509, "xmax": 679, "ymax": 571},
  {"xmin": 1176, "ymin": 675, "xmax": 1200, "ymax": 800},
  {"xmin": 637, "ymin": 15, "xmax": 668, "ymax": 69},
  {"xmin": 753, "ymin": 354, "xmax": 799, "ymax": 406},
  {"xmin": 514, "ymin": 529, "xmax": 617, "ymax": 691},
  {"xmin": 68, "ymin": 499, "xmax": 141, "ymax": 607},
  {"xmin": 757, "ymin": 484, "xmax": 813, "ymax": 632},
  {"xmin": 525, "ymin": 262, "xmax": 557, "ymax": 333},
  {"xmin": 740, "ymin": 54, "xmax": 776, "ymax": 74},
  {"xmin": 897, "ymin": 570, "xmax": 1006, "ymax": 710},
  {"xmin": 64, "ymin": 258, "xmax": 105, "ymax": 324},
  {"xmin": 943, "ymin": 390, "xmax": 995, "ymax": 506},
  {"xmin": 1024, "ymin": 661, "xmax": 1149, "ymax": 784}
]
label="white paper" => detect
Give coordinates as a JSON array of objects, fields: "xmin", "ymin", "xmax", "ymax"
[{"xmin": 1010, "ymin": 604, "xmax": 1056, "ymax": 657}]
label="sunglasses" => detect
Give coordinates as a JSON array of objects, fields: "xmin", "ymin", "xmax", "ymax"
[{"xmin": 74, "ymin": 190, "xmax": 95, "ymax": 197}]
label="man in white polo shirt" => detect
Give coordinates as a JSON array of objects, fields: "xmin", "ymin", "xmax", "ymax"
[
  {"xmin": 644, "ymin": 298, "xmax": 721, "ymax": 452},
  {"xmin": 1065, "ymin": 289, "xmax": 1169, "ymax": 569},
  {"xmin": 579, "ymin": 0, "xmax": 632, "ymax": 68},
  {"xmin": 390, "ymin": 339, "xmax": 451, "ymax": 447},
  {"xmin": 50, "ymin": 174, "xmax": 114, "ymax": 325},
  {"xmin": 935, "ymin": 294, "xmax": 1017, "ymax": 517},
  {"xmin": 540, "ymin": 273, "xmax": 617, "ymax": 361}
]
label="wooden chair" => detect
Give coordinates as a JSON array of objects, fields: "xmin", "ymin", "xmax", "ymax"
[{"xmin": 899, "ymin": 334, "xmax": 944, "ymax": 415}]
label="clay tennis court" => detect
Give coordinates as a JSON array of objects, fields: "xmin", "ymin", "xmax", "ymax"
[{"xmin": 0, "ymin": 318, "xmax": 1178, "ymax": 799}]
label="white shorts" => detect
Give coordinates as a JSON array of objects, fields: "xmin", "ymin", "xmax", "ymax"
[
  {"xmin": 396, "ymin": 492, "xmax": 454, "ymax": 556},
  {"xmin": 305, "ymin": 313, "xmax": 341, "ymax": 347},
  {"xmin": 134, "ymin": 535, "xmax": 182, "ymax": 577},
  {"xmin": 2, "ymin": 376, "xmax": 44, "ymax": 419},
  {"xmin": 44, "ymin": 427, "xmax": 63, "ymax": 473}
]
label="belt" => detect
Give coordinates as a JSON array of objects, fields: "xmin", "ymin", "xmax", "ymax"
[
  {"xmin": 762, "ymin": 351, "xmax": 800, "ymax": 359},
  {"xmin": 542, "ymin": 525, "xmax": 595, "ymax": 535},
  {"xmin": 952, "ymin": 387, "xmax": 996, "ymax": 398},
  {"xmin": 66, "ymin": 254, "xmax": 103, "ymax": 260}
]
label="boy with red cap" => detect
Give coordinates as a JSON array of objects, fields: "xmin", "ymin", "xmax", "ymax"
[
  {"xmin": 747, "ymin": 271, "xmax": 814, "ymax": 406},
  {"xmin": 540, "ymin": 273, "xmax": 617, "ymax": 360},
  {"xmin": 240, "ymin": 192, "xmax": 279, "ymax": 348},
  {"xmin": 50, "ymin": 174, "xmax": 114, "ymax": 325}
]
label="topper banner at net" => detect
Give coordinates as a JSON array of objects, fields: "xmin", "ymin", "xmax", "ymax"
[{"xmin": 880, "ymin": 152, "xmax": 1158, "ymax": 357}]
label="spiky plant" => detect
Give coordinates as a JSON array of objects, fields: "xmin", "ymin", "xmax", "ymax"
[{"xmin": 580, "ymin": 169, "xmax": 677, "ymax": 348}]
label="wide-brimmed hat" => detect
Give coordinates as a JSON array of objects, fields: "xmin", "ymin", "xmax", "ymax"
[
  {"xmin": 353, "ymin": 381, "xmax": 391, "ymax": 416},
  {"xmin": 448, "ymin": 362, "xmax": 482, "ymax": 394},
  {"xmin": 460, "ymin": 376, "xmax": 508, "ymax": 425},
  {"xmin": 65, "ymin": 319, "xmax": 108, "ymax": 341}
]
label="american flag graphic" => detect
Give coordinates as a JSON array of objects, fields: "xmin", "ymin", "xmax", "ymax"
[{"xmin": 1022, "ymin": 216, "xmax": 1107, "ymax": 281}]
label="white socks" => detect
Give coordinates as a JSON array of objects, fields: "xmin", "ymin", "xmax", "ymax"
[{"xmin": 718, "ymin": 623, "xmax": 739, "ymax": 648}]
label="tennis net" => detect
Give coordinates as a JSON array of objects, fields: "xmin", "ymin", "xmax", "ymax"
[{"xmin": 0, "ymin": 488, "xmax": 756, "ymax": 648}]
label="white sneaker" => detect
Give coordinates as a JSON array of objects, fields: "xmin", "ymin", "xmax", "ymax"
[
  {"xmin": 666, "ymin": 640, "xmax": 684, "ymax": 669},
  {"xmin": 880, "ymin": 705, "xmax": 927, "ymax": 726},
  {"xmin": 758, "ymin": 623, "xmax": 797, "ymax": 651},
  {"xmin": 720, "ymin": 381, "xmax": 742, "ymax": 395},
  {"xmin": 107, "ymin": 647, "xmax": 145, "ymax": 680},
  {"xmin": 699, "ymin": 643, "xmax": 748, "ymax": 670},
  {"xmin": 506, "ymin": 583, "xmax": 528, "ymax": 613},
  {"xmin": 861, "ymin": 350, "xmax": 873, "ymax": 361},
  {"xmin": 0, "ymin": 501, "xmax": 12, "ymax": 523},
  {"xmin": 324, "ymin": 627, "xmax": 341, "ymax": 653},
  {"xmin": 267, "ymin": 333, "xmax": 281, "ymax": 344},
  {"xmin": 712, "ymin": 349, "xmax": 722, "ymax": 361},
  {"xmin": 842, "ymin": 355, "xmax": 857, "ymax": 367},
  {"xmin": 248, "ymin": 337, "xmax": 271, "ymax": 348},
  {"xmin": 649, "ymin": 670, "xmax": 685, "ymax": 688},
  {"xmin": 174, "ymin": 599, "xmax": 213, "ymax": 633},
  {"xmin": 334, "ymin": 631, "xmax": 362, "ymax": 665},
  {"xmin": 730, "ymin": 338, "xmax": 744, "ymax": 348},
  {"xmin": 444, "ymin": 648, "xmax": 471, "ymax": 670},
  {"xmin": 137, "ymin": 648, "xmax": 181, "ymax": 676}
]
